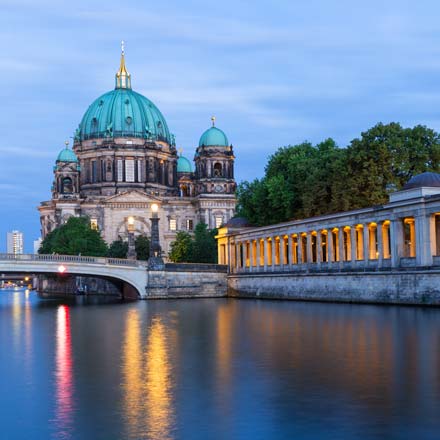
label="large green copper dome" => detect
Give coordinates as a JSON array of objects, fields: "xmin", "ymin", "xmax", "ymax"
[{"xmin": 77, "ymin": 49, "xmax": 173, "ymax": 145}]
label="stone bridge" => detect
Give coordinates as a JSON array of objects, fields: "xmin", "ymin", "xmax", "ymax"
[{"xmin": 0, "ymin": 254, "xmax": 148, "ymax": 299}]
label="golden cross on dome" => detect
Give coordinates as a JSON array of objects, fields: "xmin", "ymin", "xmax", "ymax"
[
  {"xmin": 64, "ymin": 140, "xmax": 69, "ymax": 149},
  {"xmin": 121, "ymin": 40, "xmax": 125, "ymax": 55},
  {"xmin": 178, "ymin": 148, "xmax": 183, "ymax": 155},
  {"xmin": 211, "ymin": 116, "xmax": 216, "ymax": 127}
]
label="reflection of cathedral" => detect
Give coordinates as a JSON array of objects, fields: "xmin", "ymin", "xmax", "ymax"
[{"xmin": 38, "ymin": 47, "xmax": 236, "ymax": 255}]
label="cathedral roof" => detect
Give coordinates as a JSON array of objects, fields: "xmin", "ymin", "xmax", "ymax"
[
  {"xmin": 76, "ymin": 46, "xmax": 173, "ymax": 145},
  {"xmin": 177, "ymin": 155, "xmax": 193, "ymax": 173},
  {"xmin": 199, "ymin": 118, "xmax": 229, "ymax": 147}
]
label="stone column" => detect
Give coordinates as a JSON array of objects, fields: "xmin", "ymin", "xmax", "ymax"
[
  {"xmin": 350, "ymin": 227, "xmax": 357, "ymax": 265},
  {"xmin": 235, "ymin": 242, "xmax": 240, "ymax": 273},
  {"xmin": 416, "ymin": 211, "xmax": 433, "ymax": 267},
  {"xmin": 391, "ymin": 219, "xmax": 403, "ymax": 268},
  {"xmin": 280, "ymin": 236, "xmax": 285, "ymax": 269},
  {"xmin": 316, "ymin": 232, "xmax": 322, "ymax": 266},
  {"xmin": 377, "ymin": 221, "xmax": 384, "ymax": 268},
  {"xmin": 363, "ymin": 224, "xmax": 369, "ymax": 263},
  {"xmin": 271, "ymin": 237, "xmax": 276, "ymax": 271},
  {"xmin": 338, "ymin": 228, "xmax": 345, "ymax": 266},
  {"xmin": 306, "ymin": 233, "xmax": 313, "ymax": 264},
  {"xmin": 249, "ymin": 241, "xmax": 254, "ymax": 272},
  {"xmin": 263, "ymin": 238, "xmax": 268, "ymax": 271},
  {"xmin": 328, "ymin": 230, "xmax": 334, "ymax": 264},
  {"xmin": 256, "ymin": 239, "xmax": 261, "ymax": 271},
  {"xmin": 297, "ymin": 235, "xmax": 303, "ymax": 265},
  {"xmin": 288, "ymin": 234, "xmax": 293, "ymax": 269}
]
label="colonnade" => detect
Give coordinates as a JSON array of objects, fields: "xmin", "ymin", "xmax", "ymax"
[{"xmin": 220, "ymin": 213, "xmax": 440, "ymax": 273}]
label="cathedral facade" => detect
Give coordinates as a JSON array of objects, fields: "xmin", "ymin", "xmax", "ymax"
[{"xmin": 38, "ymin": 48, "xmax": 237, "ymax": 256}]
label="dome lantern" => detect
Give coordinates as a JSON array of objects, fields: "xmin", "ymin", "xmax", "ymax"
[{"xmin": 115, "ymin": 40, "xmax": 132, "ymax": 90}]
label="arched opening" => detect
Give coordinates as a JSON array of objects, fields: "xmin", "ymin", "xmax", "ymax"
[
  {"xmin": 62, "ymin": 177, "xmax": 73, "ymax": 194},
  {"xmin": 213, "ymin": 162, "xmax": 222, "ymax": 177},
  {"xmin": 180, "ymin": 185, "xmax": 189, "ymax": 197}
]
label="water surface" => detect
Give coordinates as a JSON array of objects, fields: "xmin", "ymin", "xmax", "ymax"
[{"xmin": 1, "ymin": 288, "xmax": 440, "ymax": 439}]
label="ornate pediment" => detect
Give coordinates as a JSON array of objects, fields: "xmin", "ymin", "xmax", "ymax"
[{"xmin": 103, "ymin": 190, "xmax": 161, "ymax": 208}]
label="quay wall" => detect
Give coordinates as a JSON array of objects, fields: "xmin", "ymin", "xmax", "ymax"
[
  {"xmin": 227, "ymin": 269, "xmax": 440, "ymax": 305},
  {"xmin": 145, "ymin": 263, "xmax": 228, "ymax": 299}
]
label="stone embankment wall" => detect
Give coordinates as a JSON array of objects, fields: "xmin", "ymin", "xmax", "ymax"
[
  {"xmin": 145, "ymin": 263, "xmax": 228, "ymax": 299},
  {"xmin": 228, "ymin": 270, "xmax": 440, "ymax": 305}
]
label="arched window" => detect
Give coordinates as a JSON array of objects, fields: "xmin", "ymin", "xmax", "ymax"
[
  {"xmin": 214, "ymin": 162, "xmax": 222, "ymax": 177},
  {"xmin": 62, "ymin": 177, "xmax": 73, "ymax": 194},
  {"xmin": 181, "ymin": 185, "xmax": 189, "ymax": 197}
]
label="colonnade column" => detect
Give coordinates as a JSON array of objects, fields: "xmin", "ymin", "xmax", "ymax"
[
  {"xmin": 416, "ymin": 211, "xmax": 433, "ymax": 266},
  {"xmin": 249, "ymin": 241, "xmax": 254, "ymax": 272},
  {"xmin": 235, "ymin": 242, "xmax": 240, "ymax": 273},
  {"xmin": 391, "ymin": 219, "xmax": 403, "ymax": 268},
  {"xmin": 363, "ymin": 224, "xmax": 369, "ymax": 263},
  {"xmin": 350, "ymin": 227, "xmax": 357, "ymax": 265},
  {"xmin": 377, "ymin": 222, "xmax": 384, "ymax": 267},
  {"xmin": 288, "ymin": 234, "xmax": 293, "ymax": 269},
  {"xmin": 328, "ymin": 231, "xmax": 334, "ymax": 264},
  {"xmin": 306, "ymin": 232, "xmax": 313, "ymax": 264},
  {"xmin": 316, "ymin": 232, "xmax": 322, "ymax": 267},
  {"xmin": 338, "ymin": 228, "xmax": 345, "ymax": 267},
  {"xmin": 256, "ymin": 239, "xmax": 261, "ymax": 271},
  {"xmin": 263, "ymin": 238, "xmax": 268, "ymax": 271},
  {"xmin": 271, "ymin": 237, "xmax": 276, "ymax": 271},
  {"xmin": 297, "ymin": 235, "xmax": 303, "ymax": 265},
  {"xmin": 280, "ymin": 236, "xmax": 285, "ymax": 269}
]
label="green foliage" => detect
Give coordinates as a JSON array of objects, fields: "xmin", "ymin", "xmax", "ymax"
[
  {"xmin": 135, "ymin": 235, "xmax": 150, "ymax": 261},
  {"xmin": 237, "ymin": 123, "xmax": 440, "ymax": 225},
  {"xmin": 107, "ymin": 238, "xmax": 128, "ymax": 258},
  {"xmin": 168, "ymin": 223, "xmax": 218, "ymax": 264},
  {"xmin": 39, "ymin": 216, "xmax": 108, "ymax": 256},
  {"xmin": 169, "ymin": 231, "xmax": 193, "ymax": 262},
  {"xmin": 192, "ymin": 223, "xmax": 218, "ymax": 263}
]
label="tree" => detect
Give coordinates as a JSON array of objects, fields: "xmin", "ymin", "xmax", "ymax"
[
  {"xmin": 169, "ymin": 231, "xmax": 193, "ymax": 262},
  {"xmin": 135, "ymin": 235, "xmax": 150, "ymax": 261},
  {"xmin": 39, "ymin": 216, "xmax": 108, "ymax": 256},
  {"xmin": 108, "ymin": 238, "xmax": 128, "ymax": 258},
  {"xmin": 192, "ymin": 223, "xmax": 218, "ymax": 264},
  {"xmin": 236, "ymin": 122, "xmax": 440, "ymax": 226}
]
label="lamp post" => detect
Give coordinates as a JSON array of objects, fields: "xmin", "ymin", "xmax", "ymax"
[
  {"xmin": 148, "ymin": 203, "xmax": 165, "ymax": 269},
  {"xmin": 126, "ymin": 216, "xmax": 137, "ymax": 260}
]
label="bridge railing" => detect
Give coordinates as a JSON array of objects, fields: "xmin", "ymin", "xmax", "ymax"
[{"xmin": 0, "ymin": 253, "xmax": 143, "ymax": 267}]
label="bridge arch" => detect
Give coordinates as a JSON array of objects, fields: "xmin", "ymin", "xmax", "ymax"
[{"xmin": 0, "ymin": 254, "xmax": 147, "ymax": 299}]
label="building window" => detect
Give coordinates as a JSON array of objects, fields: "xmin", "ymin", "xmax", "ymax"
[
  {"xmin": 62, "ymin": 177, "xmax": 73, "ymax": 194},
  {"xmin": 186, "ymin": 219, "xmax": 193, "ymax": 230},
  {"xmin": 214, "ymin": 162, "xmax": 222, "ymax": 177},
  {"xmin": 169, "ymin": 219, "xmax": 177, "ymax": 231},
  {"xmin": 125, "ymin": 159, "xmax": 135, "ymax": 182},
  {"xmin": 117, "ymin": 159, "xmax": 123, "ymax": 182},
  {"xmin": 91, "ymin": 161, "xmax": 97, "ymax": 183},
  {"xmin": 215, "ymin": 216, "xmax": 223, "ymax": 229},
  {"xmin": 90, "ymin": 218, "xmax": 98, "ymax": 230},
  {"xmin": 137, "ymin": 160, "xmax": 142, "ymax": 182}
]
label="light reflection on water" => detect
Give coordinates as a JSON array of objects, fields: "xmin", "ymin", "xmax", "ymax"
[{"xmin": 1, "ymin": 290, "xmax": 440, "ymax": 439}]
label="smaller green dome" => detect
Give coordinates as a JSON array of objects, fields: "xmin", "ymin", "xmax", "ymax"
[
  {"xmin": 177, "ymin": 155, "xmax": 193, "ymax": 173},
  {"xmin": 57, "ymin": 147, "xmax": 78, "ymax": 163},
  {"xmin": 199, "ymin": 126, "xmax": 229, "ymax": 147}
]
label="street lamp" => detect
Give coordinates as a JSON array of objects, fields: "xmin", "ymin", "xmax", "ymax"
[
  {"xmin": 126, "ymin": 216, "xmax": 137, "ymax": 260},
  {"xmin": 148, "ymin": 203, "xmax": 164, "ymax": 269}
]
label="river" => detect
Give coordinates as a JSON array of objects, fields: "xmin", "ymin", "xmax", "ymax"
[{"xmin": 1, "ymin": 288, "xmax": 440, "ymax": 439}]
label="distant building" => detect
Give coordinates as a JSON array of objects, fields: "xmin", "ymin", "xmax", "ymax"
[
  {"xmin": 7, "ymin": 230, "xmax": 24, "ymax": 255},
  {"xmin": 33, "ymin": 238, "xmax": 42, "ymax": 254}
]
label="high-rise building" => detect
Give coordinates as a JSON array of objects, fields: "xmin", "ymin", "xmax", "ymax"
[
  {"xmin": 7, "ymin": 230, "xmax": 24, "ymax": 255},
  {"xmin": 33, "ymin": 238, "xmax": 42, "ymax": 254}
]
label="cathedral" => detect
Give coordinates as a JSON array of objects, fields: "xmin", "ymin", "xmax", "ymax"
[{"xmin": 38, "ymin": 47, "xmax": 237, "ymax": 256}]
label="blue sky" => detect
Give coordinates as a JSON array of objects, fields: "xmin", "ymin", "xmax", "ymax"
[{"xmin": 1, "ymin": 0, "xmax": 440, "ymax": 252}]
